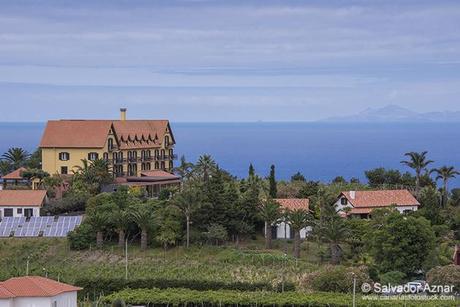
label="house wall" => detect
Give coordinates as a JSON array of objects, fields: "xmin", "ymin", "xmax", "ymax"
[
  {"xmin": 395, "ymin": 205, "xmax": 418, "ymax": 213},
  {"xmin": 50, "ymin": 291, "xmax": 78, "ymax": 307},
  {"xmin": 0, "ymin": 299, "xmax": 13, "ymax": 307},
  {"xmin": 42, "ymin": 130, "xmax": 175, "ymax": 176},
  {"xmin": 0, "ymin": 207, "xmax": 40, "ymax": 218},
  {"xmin": 10, "ymin": 296, "xmax": 50, "ymax": 307},
  {"xmin": 273, "ymin": 221, "xmax": 311, "ymax": 239}
]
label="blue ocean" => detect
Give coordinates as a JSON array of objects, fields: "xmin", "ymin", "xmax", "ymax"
[{"xmin": 0, "ymin": 122, "xmax": 459, "ymax": 187}]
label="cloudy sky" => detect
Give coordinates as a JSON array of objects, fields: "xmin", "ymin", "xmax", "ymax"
[{"xmin": 1, "ymin": 0, "xmax": 459, "ymax": 122}]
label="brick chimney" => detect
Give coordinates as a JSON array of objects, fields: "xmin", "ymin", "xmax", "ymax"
[{"xmin": 120, "ymin": 108, "xmax": 127, "ymax": 121}]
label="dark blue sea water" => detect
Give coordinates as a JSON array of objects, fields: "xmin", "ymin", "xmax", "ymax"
[{"xmin": 0, "ymin": 122, "xmax": 459, "ymax": 187}]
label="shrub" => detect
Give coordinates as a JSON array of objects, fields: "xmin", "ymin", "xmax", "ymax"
[
  {"xmin": 379, "ymin": 271, "xmax": 406, "ymax": 285},
  {"xmin": 75, "ymin": 277, "xmax": 295, "ymax": 298},
  {"xmin": 111, "ymin": 299, "xmax": 126, "ymax": 307},
  {"xmin": 102, "ymin": 288, "xmax": 457, "ymax": 306},
  {"xmin": 300, "ymin": 265, "xmax": 370, "ymax": 293},
  {"xmin": 426, "ymin": 264, "xmax": 460, "ymax": 293},
  {"xmin": 67, "ymin": 223, "xmax": 94, "ymax": 250}
]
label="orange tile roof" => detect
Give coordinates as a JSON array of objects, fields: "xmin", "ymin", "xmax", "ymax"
[
  {"xmin": 341, "ymin": 190, "xmax": 419, "ymax": 208},
  {"xmin": 0, "ymin": 190, "xmax": 47, "ymax": 207},
  {"xmin": 40, "ymin": 119, "xmax": 172, "ymax": 149},
  {"xmin": 0, "ymin": 284, "xmax": 15, "ymax": 299},
  {"xmin": 140, "ymin": 170, "xmax": 179, "ymax": 179},
  {"xmin": 1, "ymin": 167, "xmax": 27, "ymax": 180},
  {"xmin": 0, "ymin": 276, "xmax": 81, "ymax": 297},
  {"xmin": 275, "ymin": 198, "xmax": 309, "ymax": 211}
]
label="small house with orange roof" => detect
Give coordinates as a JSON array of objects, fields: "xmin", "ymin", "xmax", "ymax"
[
  {"xmin": 270, "ymin": 198, "xmax": 311, "ymax": 239},
  {"xmin": 0, "ymin": 168, "xmax": 29, "ymax": 190},
  {"xmin": 0, "ymin": 276, "xmax": 81, "ymax": 307},
  {"xmin": 0, "ymin": 190, "xmax": 47, "ymax": 219},
  {"xmin": 335, "ymin": 189, "xmax": 419, "ymax": 218}
]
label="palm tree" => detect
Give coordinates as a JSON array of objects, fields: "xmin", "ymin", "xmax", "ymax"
[
  {"xmin": 258, "ymin": 198, "xmax": 282, "ymax": 249},
  {"xmin": 87, "ymin": 212, "xmax": 109, "ymax": 248},
  {"xmin": 432, "ymin": 166, "xmax": 460, "ymax": 207},
  {"xmin": 319, "ymin": 215, "xmax": 348, "ymax": 264},
  {"xmin": 130, "ymin": 203, "xmax": 154, "ymax": 250},
  {"xmin": 171, "ymin": 182, "xmax": 203, "ymax": 248},
  {"xmin": 74, "ymin": 159, "xmax": 113, "ymax": 194},
  {"xmin": 1, "ymin": 147, "xmax": 29, "ymax": 170},
  {"xmin": 111, "ymin": 208, "xmax": 131, "ymax": 248},
  {"xmin": 286, "ymin": 208, "xmax": 311, "ymax": 259},
  {"xmin": 173, "ymin": 155, "xmax": 194, "ymax": 181},
  {"xmin": 194, "ymin": 154, "xmax": 217, "ymax": 182},
  {"xmin": 401, "ymin": 151, "xmax": 434, "ymax": 197}
]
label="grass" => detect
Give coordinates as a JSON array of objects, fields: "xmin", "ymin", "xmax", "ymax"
[{"xmin": 0, "ymin": 236, "xmax": 321, "ymax": 287}]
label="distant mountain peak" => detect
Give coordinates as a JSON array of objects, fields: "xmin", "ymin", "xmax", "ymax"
[{"xmin": 322, "ymin": 105, "xmax": 460, "ymax": 123}]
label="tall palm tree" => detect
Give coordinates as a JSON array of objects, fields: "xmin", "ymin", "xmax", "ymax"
[
  {"xmin": 401, "ymin": 151, "xmax": 434, "ymax": 197},
  {"xmin": 130, "ymin": 203, "xmax": 154, "ymax": 250},
  {"xmin": 87, "ymin": 212, "xmax": 109, "ymax": 248},
  {"xmin": 173, "ymin": 155, "xmax": 194, "ymax": 181},
  {"xmin": 286, "ymin": 208, "xmax": 311, "ymax": 259},
  {"xmin": 1, "ymin": 147, "xmax": 29, "ymax": 170},
  {"xmin": 171, "ymin": 182, "xmax": 203, "ymax": 248},
  {"xmin": 111, "ymin": 208, "xmax": 131, "ymax": 248},
  {"xmin": 194, "ymin": 154, "xmax": 217, "ymax": 182},
  {"xmin": 432, "ymin": 166, "xmax": 460, "ymax": 207},
  {"xmin": 258, "ymin": 198, "xmax": 282, "ymax": 249},
  {"xmin": 319, "ymin": 215, "xmax": 348, "ymax": 264}
]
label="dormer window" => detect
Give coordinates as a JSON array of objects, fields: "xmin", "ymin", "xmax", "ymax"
[
  {"xmin": 108, "ymin": 138, "xmax": 114, "ymax": 150},
  {"xmin": 164, "ymin": 136, "xmax": 170, "ymax": 146},
  {"xmin": 59, "ymin": 152, "xmax": 70, "ymax": 161},
  {"xmin": 88, "ymin": 152, "xmax": 99, "ymax": 161}
]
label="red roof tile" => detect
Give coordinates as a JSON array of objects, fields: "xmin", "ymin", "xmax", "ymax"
[
  {"xmin": 0, "ymin": 276, "xmax": 81, "ymax": 297},
  {"xmin": 0, "ymin": 190, "xmax": 47, "ymax": 207},
  {"xmin": 140, "ymin": 170, "xmax": 179, "ymax": 179},
  {"xmin": 1, "ymin": 167, "xmax": 27, "ymax": 180},
  {"xmin": 40, "ymin": 119, "xmax": 172, "ymax": 149},
  {"xmin": 0, "ymin": 284, "xmax": 15, "ymax": 299},
  {"xmin": 341, "ymin": 190, "xmax": 419, "ymax": 208},
  {"xmin": 275, "ymin": 198, "xmax": 309, "ymax": 211}
]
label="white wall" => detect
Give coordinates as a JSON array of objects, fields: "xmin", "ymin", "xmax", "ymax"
[
  {"xmin": 274, "ymin": 221, "xmax": 311, "ymax": 239},
  {"xmin": 5, "ymin": 291, "xmax": 78, "ymax": 307},
  {"xmin": 0, "ymin": 207, "xmax": 40, "ymax": 218},
  {"xmin": 0, "ymin": 298, "xmax": 13, "ymax": 307},
  {"xmin": 395, "ymin": 205, "xmax": 418, "ymax": 213}
]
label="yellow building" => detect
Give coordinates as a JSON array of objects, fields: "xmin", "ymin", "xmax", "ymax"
[{"xmin": 39, "ymin": 108, "xmax": 176, "ymax": 177}]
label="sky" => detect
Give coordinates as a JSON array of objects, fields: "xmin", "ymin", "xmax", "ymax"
[{"xmin": 0, "ymin": 0, "xmax": 460, "ymax": 122}]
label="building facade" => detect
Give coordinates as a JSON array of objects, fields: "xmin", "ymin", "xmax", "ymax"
[
  {"xmin": 0, "ymin": 276, "xmax": 81, "ymax": 307},
  {"xmin": 0, "ymin": 190, "xmax": 47, "ymax": 219},
  {"xmin": 269, "ymin": 199, "xmax": 312, "ymax": 240},
  {"xmin": 335, "ymin": 189, "xmax": 419, "ymax": 218},
  {"xmin": 39, "ymin": 109, "xmax": 176, "ymax": 177}
]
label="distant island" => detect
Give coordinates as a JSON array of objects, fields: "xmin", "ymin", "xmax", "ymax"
[{"xmin": 321, "ymin": 104, "xmax": 460, "ymax": 123}]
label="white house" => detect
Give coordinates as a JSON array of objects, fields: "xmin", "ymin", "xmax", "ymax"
[
  {"xmin": 271, "ymin": 198, "xmax": 311, "ymax": 240},
  {"xmin": 0, "ymin": 190, "xmax": 47, "ymax": 219},
  {"xmin": 335, "ymin": 189, "xmax": 420, "ymax": 218},
  {"xmin": 0, "ymin": 276, "xmax": 81, "ymax": 307}
]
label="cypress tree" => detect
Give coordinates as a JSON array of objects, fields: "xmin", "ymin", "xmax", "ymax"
[{"xmin": 269, "ymin": 164, "xmax": 277, "ymax": 198}]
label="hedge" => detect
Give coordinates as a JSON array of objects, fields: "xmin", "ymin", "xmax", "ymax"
[
  {"xmin": 102, "ymin": 288, "xmax": 459, "ymax": 307},
  {"xmin": 76, "ymin": 277, "xmax": 295, "ymax": 298}
]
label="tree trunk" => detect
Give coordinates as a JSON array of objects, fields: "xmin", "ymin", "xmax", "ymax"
[
  {"xmin": 235, "ymin": 234, "xmax": 240, "ymax": 249},
  {"xmin": 293, "ymin": 229, "xmax": 300, "ymax": 259},
  {"xmin": 443, "ymin": 179, "xmax": 448, "ymax": 207},
  {"xmin": 330, "ymin": 243, "xmax": 340, "ymax": 264},
  {"xmin": 265, "ymin": 221, "xmax": 272, "ymax": 249},
  {"xmin": 140, "ymin": 229, "xmax": 148, "ymax": 250},
  {"xmin": 96, "ymin": 231, "xmax": 103, "ymax": 248},
  {"xmin": 118, "ymin": 230, "xmax": 125, "ymax": 249},
  {"xmin": 415, "ymin": 170, "xmax": 421, "ymax": 198},
  {"xmin": 186, "ymin": 214, "xmax": 190, "ymax": 248}
]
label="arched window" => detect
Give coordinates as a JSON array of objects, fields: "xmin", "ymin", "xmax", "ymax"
[
  {"xmin": 88, "ymin": 152, "xmax": 99, "ymax": 161},
  {"xmin": 161, "ymin": 161, "xmax": 165, "ymax": 170},
  {"xmin": 155, "ymin": 162, "xmax": 159, "ymax": 169},
  {"xmin": 103, "ymin": 152, "xmax": 109, "ymax": 161},
  {"xmin": 164, "ymin": 135, "xmax": 170, "ymax": 146},
  {"xmin": 108, "ymin": 138, "xmax": 114, "ymax": 150},
  {"xmin": 161, "ymin": 149, "xmax": 165, "ymax": 158},
  {"xmin": 155, "ymin": 149, "xmax": 159, "ymax": 159}
]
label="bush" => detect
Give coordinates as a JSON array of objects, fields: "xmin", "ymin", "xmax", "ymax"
[
  {"xmin": 75, "ymin": 277, "xmax": 295, "ymax": 298},
  {"xmin": 67, "ymin": 223, "xmax": 94, "ymax": 250},
  {"xmin": 102, "ymin": 288, "xmax": 458, "ymax": 306},
  {"xmin": 426, "ymin": 265, "xmax": 460, "ymax": 294},
  {"xmin": 300, "ymin": 265, "xmax": 370, "ymax": 293},
  {"xmin": 379, "ymin": 271, "xmax": 406, "ymax": 285}
]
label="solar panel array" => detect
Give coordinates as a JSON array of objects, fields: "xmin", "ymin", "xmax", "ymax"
[{"xmin": 0, "ymin": 216, "xmax": 83, "ymax": 238}]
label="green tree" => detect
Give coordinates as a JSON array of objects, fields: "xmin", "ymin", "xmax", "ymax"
[
  {"xmin": 112, "ymin": 208, "xmax": 131, "ymax": 248},
  {"xmin": 291, "ymin": 172, "xmax": 306, "ymax": 182},
  {"xmin": 268, "ymin": 165, "xmax": 277, "ymax": 198},
  {"xmin": 401, "ymin": 151, "xmax": 434, "ymax": 197},
  {"xmin": 155, "ymin": 205, "xmax": 182, "ymax": 255},
  {"xmin": 171, "ymin": 181, "xmax": 203, "ymax": 248},
  {"xmin": 26, "ymin": 148, "xmax": 42, "ymax": 169},
  {"xmin": 173, "ymin": 155, "xmax": 194, "ymax": 180},
  {"xmin": 286, "ymin": 208, "xmax": 311, "ymax": 258},
  {"xmin": 1, "ymin": 147, "xmax": 30, "ymax": 170},
  {"xmin": 204, "ymin": 223, "xmax": 228, "ymax": 245},
  {"xmin": 418, "ymin": 186, "xmax": 442, "ymax": 225},
  {"xmin": 73, "ymin": 158, "xmax": 113, "ymax": 194},
  {"xmin": 248, "ymin": 163, "xmax": 255, "ymax": 179},
  {"xmin": 194, "ymin": 154, "xmax": 217, "ymax": 182},
  {"xmin": 130, "ymin": 202, "xmax": 155, "ymax": 250},
  {"xmin": 331, "ymin": 176, "xmax": 347, "ymax": 185},
  {"xmin": 369, "ymin": 210, "xmax": 436, "ymax": 276},
  {"xmin": 258, "ymin": 198, "xmax": 282, "ymax": 249},
  {"xmin": 86, "ymin": 201, "xmax": 116, "ymax": 248},
  {"xmin": 432, "ymin": 166, "xmax": 459, "ymax": 207}
]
